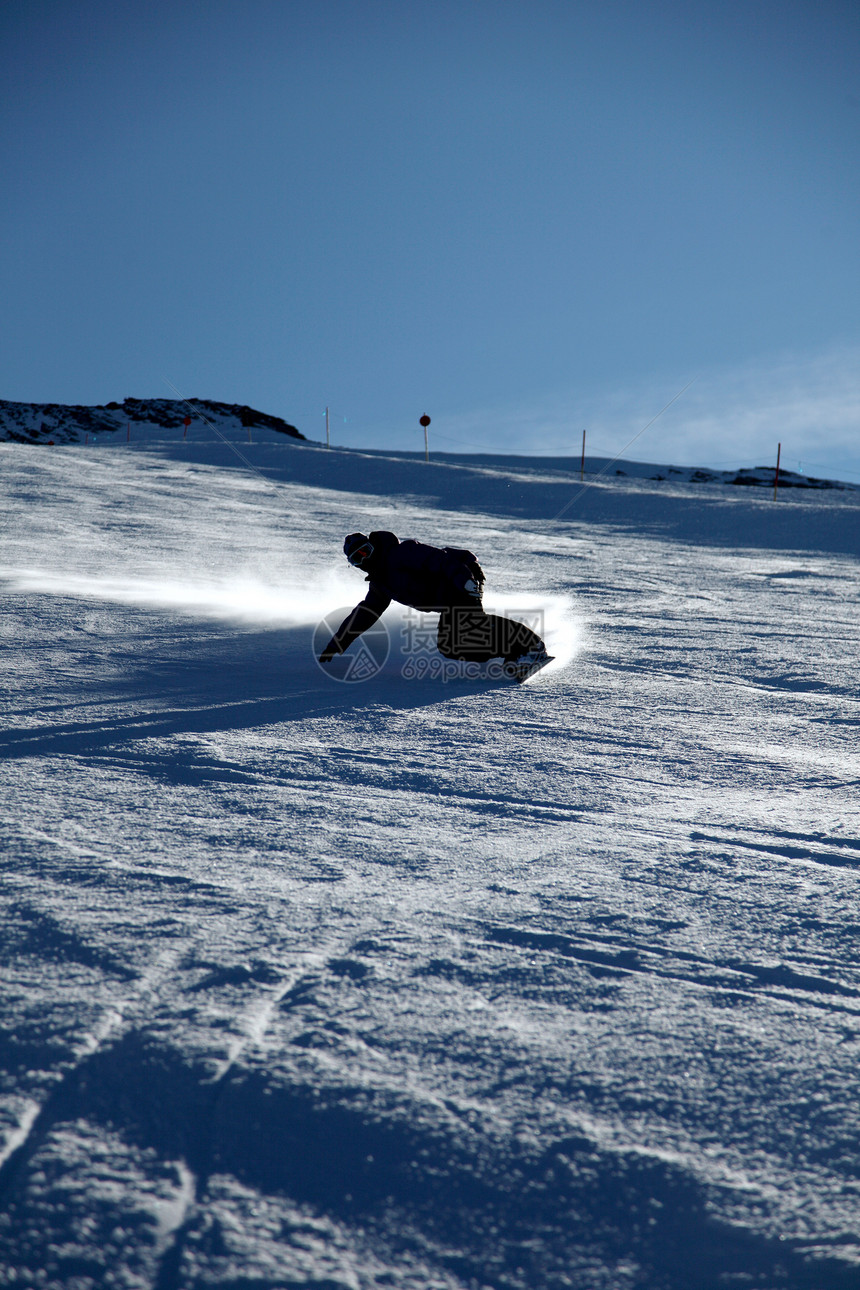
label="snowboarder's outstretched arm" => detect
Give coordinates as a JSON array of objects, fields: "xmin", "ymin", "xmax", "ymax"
[{"xmin": 318, "ymin": 584, "xmax": 392, "ymax": 661}]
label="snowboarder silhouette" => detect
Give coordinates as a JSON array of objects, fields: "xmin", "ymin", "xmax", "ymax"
[{"xmin": 319, "ymin": 531, "xmax": 551, "ymax": 680}]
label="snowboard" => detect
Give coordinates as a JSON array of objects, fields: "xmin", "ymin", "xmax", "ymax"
[{"xmin": 503, "ymin": 652, "xmax": 555, "ymax": 684}]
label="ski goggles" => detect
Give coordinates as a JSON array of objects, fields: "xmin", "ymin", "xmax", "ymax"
[{"xmin": 347, "ymin": 541, "xmax": 374, "ymax": 567}]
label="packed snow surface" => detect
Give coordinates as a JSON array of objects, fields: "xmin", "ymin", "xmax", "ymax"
[{"xmin": 1, "ymin": 428, "xmax": 859, "ymax": 1289}]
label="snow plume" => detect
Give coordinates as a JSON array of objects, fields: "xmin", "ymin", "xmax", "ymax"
[
  {"xmin": 484, "ymin": 591, "xmax": 584, "ymax": 670},
  {"xmin": 2, "ymin": 566, "xmax": 583, "ymax": 671},
  {"xmin": 0, "ymin": 565, "xmax": 359, "ymax": 628}
]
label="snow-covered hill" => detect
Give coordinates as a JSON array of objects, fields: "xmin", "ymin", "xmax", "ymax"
[
  {"xmin": 1, "ymin": 428, "xmax": 859, "ymax": 1289},
  {"xmin": 0, "ymin": 397, "xmax": 305, "ymax": 445}
]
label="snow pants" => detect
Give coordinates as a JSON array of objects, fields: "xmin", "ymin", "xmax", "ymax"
[{"xmin": 436, "ymin": 599, "xmax": 544, "ymax": 662}]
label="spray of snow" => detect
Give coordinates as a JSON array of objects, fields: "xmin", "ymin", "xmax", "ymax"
[
  {"xmin": 0, "ymin": 565, "xmax": 359, "ymax": 627},
  {"xmin": 485, "ymin": 591, "xmax": 584, "ymax": 668},
  {"xmin": 1, "ymin": 567, "xmax": 584, "ymax": 667}
]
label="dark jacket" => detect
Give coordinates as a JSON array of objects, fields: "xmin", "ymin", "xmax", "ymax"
[{"xmin": 321, "ymin": 531, "xmax": 483, "ymax": 658}]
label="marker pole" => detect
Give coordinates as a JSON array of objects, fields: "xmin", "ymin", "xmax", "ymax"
[
  {"xmin": 773, "ymin": 442, "xmax": 781, "ymax": 501},
  {"xmin": 580, "ymin": 428, "xmax": 586, "ymax": 481}
]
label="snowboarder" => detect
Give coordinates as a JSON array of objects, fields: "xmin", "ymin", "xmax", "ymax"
[{"xmin": 318, "ymin": 531, "xmax": 552, "ymax": 680}]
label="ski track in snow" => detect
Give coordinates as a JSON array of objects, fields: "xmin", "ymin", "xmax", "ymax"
[{"xmin": 1, "ymin": 434, "xmax": 859, "ymax": 1289}]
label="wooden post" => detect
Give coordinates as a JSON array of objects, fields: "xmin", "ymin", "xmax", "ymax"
[
  {"xmin": 580, "ymin": 428, "xmax": 586, "ymax": 481},
  {"xmin": 773, "ymin": 442, "xmax": 781, "ymax": 501},
  {"xmin": 420, "ymin": 414, "xmax": 431, "ymax": 462}
]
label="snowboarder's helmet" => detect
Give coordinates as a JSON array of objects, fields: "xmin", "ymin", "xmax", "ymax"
[{"xmin": 344, "ymin": 532, "xmax": 374, "ymax": 568}]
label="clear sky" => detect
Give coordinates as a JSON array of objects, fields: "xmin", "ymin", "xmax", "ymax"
[{"xmin": 2, "ymin": 0, "xmax": 858, "ymax": 476}]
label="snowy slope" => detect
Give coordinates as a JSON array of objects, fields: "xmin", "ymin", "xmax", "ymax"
[{"xmin": 1, "ymin": 430, "xmax": 859, "ymax": 1290}]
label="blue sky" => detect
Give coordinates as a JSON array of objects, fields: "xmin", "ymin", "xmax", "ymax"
[{"xmin": 2, "ymin": 0, "xmax": 858, "ymax": 476}]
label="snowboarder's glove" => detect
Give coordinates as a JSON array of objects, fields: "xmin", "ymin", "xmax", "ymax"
[
  {"xmin": 462, "ymin": 559, "xmax": 485, "ymax": 601},
  {"xmin": 467, "ymin": 558, "xmax": 485, "ymax": 587},
  {"xmin": 318, "ymin": 640, "xmax": 340, "ymax": 663}
]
